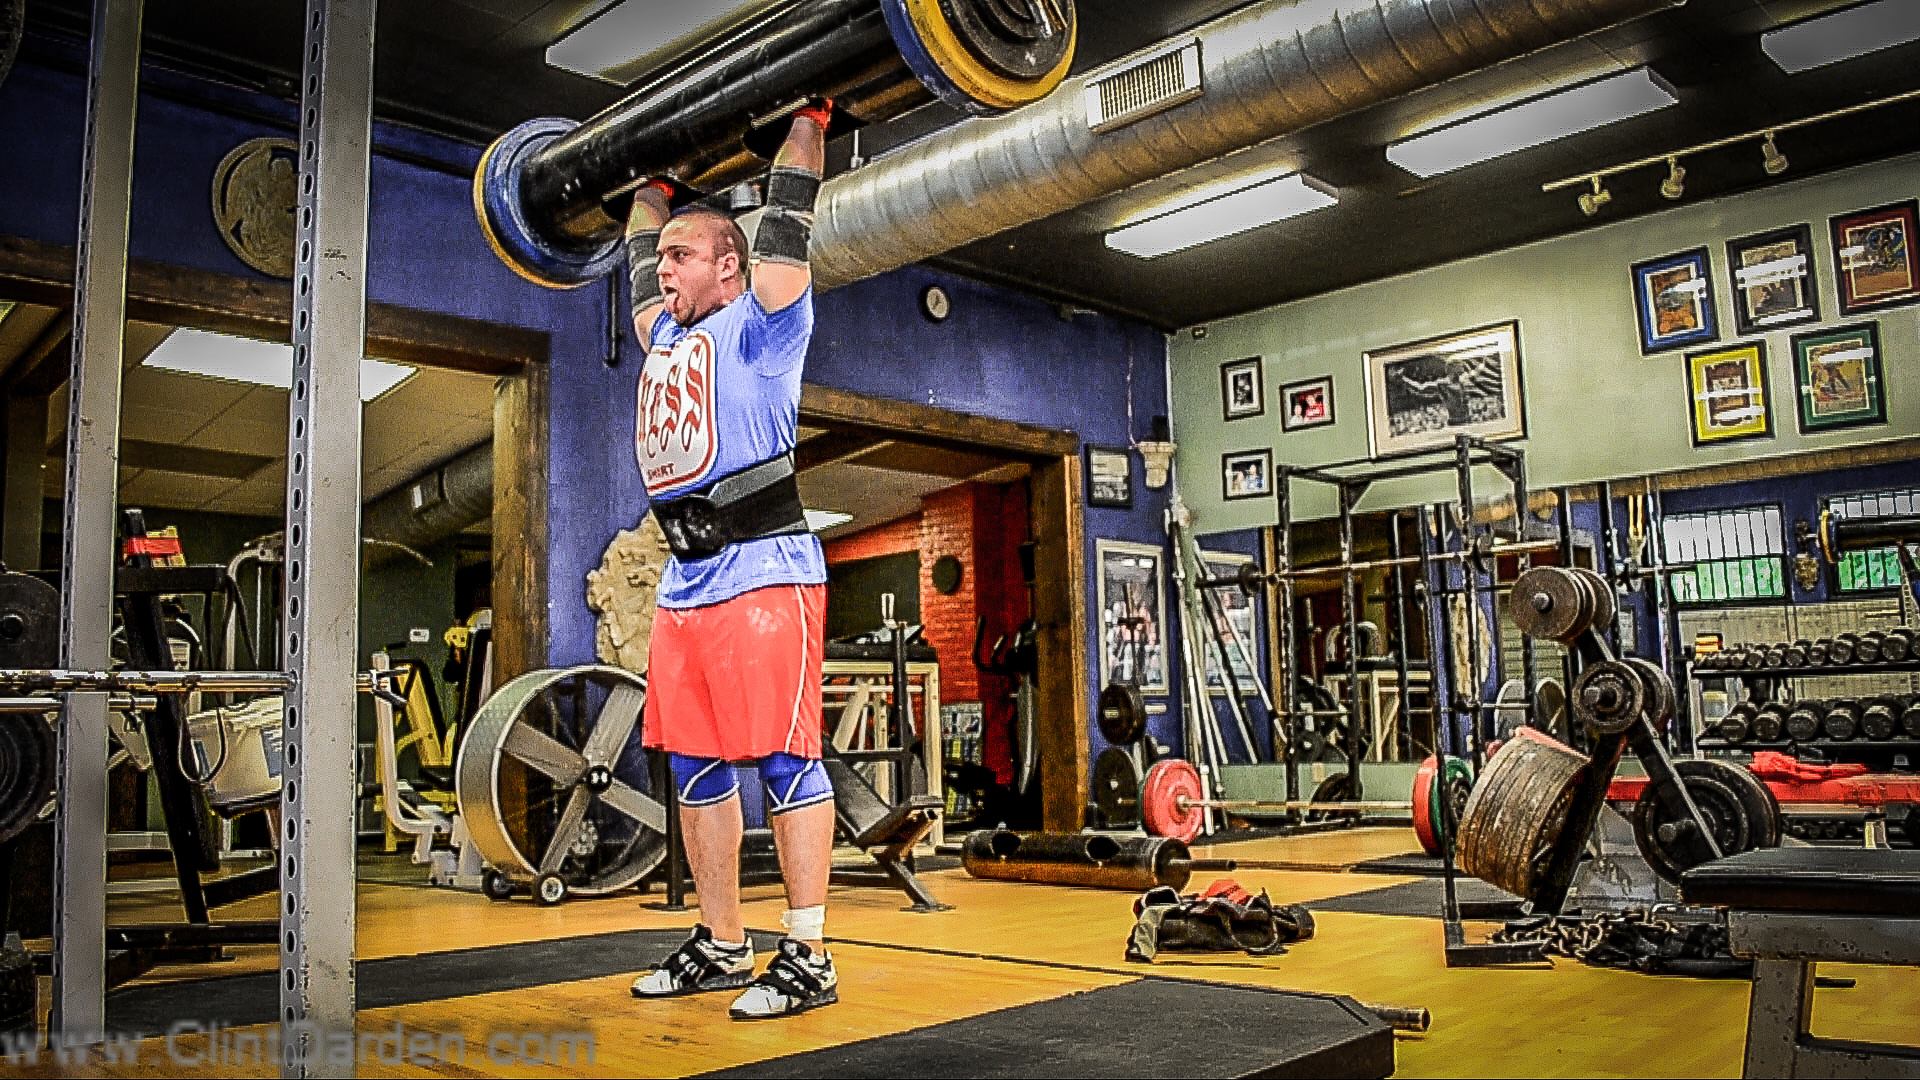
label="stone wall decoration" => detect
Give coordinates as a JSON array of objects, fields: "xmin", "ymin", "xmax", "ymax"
[
  {"xmin": 585, "ymin": 516, "xmax": 672, "ymax": 672},
  {"xmin": 212, "ymin": 137, "xmax": 300, "ymax": 279}
]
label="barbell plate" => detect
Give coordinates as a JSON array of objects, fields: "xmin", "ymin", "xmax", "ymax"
[
  {"xmin": 1141, "ymin": 758, "xmax": 1204, "ymax": 844},
  {"xmin": 1458, "ymin": 727, "xmax": 1587, "ymax": 899},
  {"xmin": 1238, "ymin": 561, "xmax": 1265, "ymax": 597},
  {"xmin": 1412, "ymin": 756, "xmax": 1440, "ymax": 855},
  {"xmin": 1509, "ymin": 566, "xmax": 1593, "ymax": 644},
  {"xmin": 1092, "ymin": 746, "xmax": 1142, "ymax": 828},
  {"xmin": 1097, "ymin": 680, "xmax": 1148, "ymax": 745},
  {"xmin": 0, "ymin": 710, "xmax": 54, "ymax": 847},
  {"xmin": 0, "ymin": 572, "xmax": 59, "ymax": 670},
  {"xmin": 1620, "ymin": 656, "xmax": 1674, "ymax": 729},
  {"xmin": 473, "ymin": 118, "xmax": 623, "ymax": 288},
  {"xmin": 1572, "ymin": 567, "xmax": 1615, "ymax": 635},
  {"xmin": 1632, "ymin": 761, "xmax": 1752, "ymax": 884},
  {"xmin": 1572, "ymin": 660, "xmax": 1645, "ymax": 738}
]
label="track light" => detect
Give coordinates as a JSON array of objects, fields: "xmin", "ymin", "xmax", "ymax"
[
  {"xmin": 1577, "ymin": 176, "xmax": 1612, "ymax": 216},
  {"xmin": 1659, "ymin": 157, "xmax": 1686, "ymax": 200},
  {"xmin": 1761, "ymin": 132, "xmax": 1789, "ymax": 176}
]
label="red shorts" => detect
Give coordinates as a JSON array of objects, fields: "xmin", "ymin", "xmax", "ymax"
[{"xmin": 643, "ymin": 584, "xmax": 826, "ymax": 760}]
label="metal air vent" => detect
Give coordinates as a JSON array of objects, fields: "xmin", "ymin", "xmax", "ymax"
[{"xmin": 1085, "ymin": 39, "xmax": 1203, "ymax": 134}]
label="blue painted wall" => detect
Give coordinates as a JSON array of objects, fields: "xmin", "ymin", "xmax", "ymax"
[{"xmin": 2, "ymin": 43, "xmax": 1180, "ymax": 774}]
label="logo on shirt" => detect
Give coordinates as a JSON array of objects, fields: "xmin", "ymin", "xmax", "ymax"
[{"xmin": 637, "ymin": 330, "xmax": 717, "ymax": 496}]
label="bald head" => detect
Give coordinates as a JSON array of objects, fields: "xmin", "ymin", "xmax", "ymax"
[{"xmin": 656, "ymin": 207, "xmax": 751, "ymax": 326}]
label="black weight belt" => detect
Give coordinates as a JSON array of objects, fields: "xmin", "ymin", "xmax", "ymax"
[{"xmin": 652, "ymin": 453, "xmax": 809, "ymax": 560}]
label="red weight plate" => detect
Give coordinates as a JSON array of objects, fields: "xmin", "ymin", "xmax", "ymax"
[
  {"xmin": 1412, "ymin": 755, "xmax": 1440, "ymax": 855},
  {"xmin": 1142, "ymin": 759, "xmax": 1204, "ymax": 844}
]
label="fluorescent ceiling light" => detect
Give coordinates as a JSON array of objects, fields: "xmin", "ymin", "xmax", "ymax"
[
  {"xmin": 804, "ymin": 509, "xmax": 853, "ymax": 531},
  {"xmin": 1106, "ymin": 173, "xmax": 1337, "ymax": 258},
  {"xmin": 1763, "ymin": 1, "xmax": 1920, "ymax": 73},
  {"xmin": 143, "ymin": 328, "xmax": 414, "ymax": 403},
  {"xmin": 1386, "ymin": 68, "xmax": 1677, "ymax": 178},
  {"xmin": 547, "ymin": 0, "xmax": 762, "ymax": 82}
]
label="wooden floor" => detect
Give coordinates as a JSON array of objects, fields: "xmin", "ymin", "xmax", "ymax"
[{"xmin": 12, "ymin": 827, "xmax": 1919, "ymax": 1077}]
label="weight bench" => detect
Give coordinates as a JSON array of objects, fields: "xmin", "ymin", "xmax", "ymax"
[
  {"xmin": 1681, "ymin": 847, "xmax": 1920, "ymax": 1078},
  {"xmin": 821, "ymin": 752, "xmax": 948, "ymax": 912}
]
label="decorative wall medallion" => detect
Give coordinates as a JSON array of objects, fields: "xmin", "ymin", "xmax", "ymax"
[{"xmin": 212, "ymin": 137, "xmax": 300, "ymax": 278}]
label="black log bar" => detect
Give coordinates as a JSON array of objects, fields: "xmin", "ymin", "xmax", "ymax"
[{"xmin": 524, "ymin": 0, "xmax": 907, "ymax": 246}]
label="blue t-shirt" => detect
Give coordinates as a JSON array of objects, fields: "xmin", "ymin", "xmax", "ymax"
[{"xmin": 637, "ymin": 289, "xmax": 826, "ymax": 609}]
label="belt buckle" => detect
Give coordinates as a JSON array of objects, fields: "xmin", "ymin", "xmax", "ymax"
[{"xmin": 663, "ymin": 495, "xmax": 724, "ymax": 558}]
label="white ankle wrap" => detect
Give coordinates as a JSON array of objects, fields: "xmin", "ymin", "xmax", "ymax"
[{"xmin": 781, "ymin": 905, "xmax": 826, "ymax": 941}]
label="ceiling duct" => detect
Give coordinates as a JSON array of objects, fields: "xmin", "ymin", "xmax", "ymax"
[
  {"xmin": 361, "ymin": 441, "xmax": 491, "ymax": 566},
  {"xmin": 809, "ymin": 0, "xmax": 1684, "ymax": 290}
]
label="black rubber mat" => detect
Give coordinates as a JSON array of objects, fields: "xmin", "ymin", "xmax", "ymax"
[
  {"xmin": 691, "ymin": 979, "xmax": 1393, "ymax": 1079},
  {"xmin": 104, "ymin": 927, "xmax": 782, "ymax": 1038},
  {"xmin": 1310, "ymin": 876, "xmax": 1521, "ymax": 918}
]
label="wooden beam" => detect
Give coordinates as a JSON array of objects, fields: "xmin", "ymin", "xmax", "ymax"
[
  {"xmin": 3, "ymin": 312, "xmax": 74, "ymax": 397},
  {"xmin": 491, "ymin": 364, "xmax": 549, "ymax": 685},
  {"xmin": 0, "ymin": 233, "xmax": 547, "ymax": 378},
  {"xmin": 1031, "ymin": 452, "xmax": 1089, "ymax": 833},
  {"xmin": 800, "ymin": 383, "xmax": 1078, "ymax": 460},
  {"xmin": 794, "ymin": 428, "xmax": 890, "ymax": 473}
]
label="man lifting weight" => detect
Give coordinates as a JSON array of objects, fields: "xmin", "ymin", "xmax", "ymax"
[{"xmin": 623, "ymin": 101, "xmax": 837, "ymax": 1019}]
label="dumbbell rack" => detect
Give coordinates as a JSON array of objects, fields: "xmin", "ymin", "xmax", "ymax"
[
  {"xmin": 1692, "ymin": 651, "xmax": 1920, "ymax": 842},
  {"xmin": 1694, "ymin": 656, "xmax": 1920, "ymax": 759}
]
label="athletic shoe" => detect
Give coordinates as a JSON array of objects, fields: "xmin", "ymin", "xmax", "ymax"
[
  {"xmin": 727, "ymin": 938, "xmax": 838, "ymax": 1019},
  {"xmin": 630, "ymin": 924, "xmax": 755, "ymax": 998}
]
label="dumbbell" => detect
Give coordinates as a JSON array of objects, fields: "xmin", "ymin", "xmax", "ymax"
[
  {"xmin": 1830, "ymin": 634, "xmax": 1861, "ymax": 665},
  {"xmin": 1882, "ymin": 628, "xmax": 1915, "ymax": 662},
  {"xmin": 1751, "ymin": 702, "xmax": 1790, "ymax": 743},
  {"xmin": 1740, "ymin": 646, "xmax": 1769, "ymax": 670},
  {"xmin": 1781, "ymin": 639, "xmax": 1814, "ymax": 667},
  {"xmin": 1822, "ymin": 699, "xmax": 1863, "ymax": 741},
  {"xmin": 1808, "ymin": 638, "xmax": 1834, "ymax": 666},
  {"xmin": 1763, "ymin": 643, "xmax": 1789, "ymax": 668},
  {"xmin": 1785, "ymin": 701, "xmax": 1825, "ymax": 742},
  {"xmin": 1861, "ymin": 698, "xmax": 1902, "ymax": 741},
  {"xmin": 1715, "ymin": 702, "xmax": 1757, "ymax": 744},
  {"xmin": 1902, "ymin": 697, "xmax": 1920, "ymax": 739},
  {"xmin": 1856, "ymin": 632, "xmax": 1887, "ymax": 665}
]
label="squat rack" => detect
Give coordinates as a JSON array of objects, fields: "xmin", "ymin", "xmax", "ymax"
[
  {"xmin": 33, "ymin": 1, "xmax": 373, "ymax": 1072},
  {"xmin": 1259, "ymin": 435, "xmax": 1540, "ymax": 812}
]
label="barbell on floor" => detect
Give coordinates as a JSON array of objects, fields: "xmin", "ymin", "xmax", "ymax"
[{"xmin": 1140, "ymin": 759, "xmax": 1410, "ymax": 844}]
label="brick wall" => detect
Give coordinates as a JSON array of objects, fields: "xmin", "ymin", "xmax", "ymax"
[
  {"xmin": 919, "ymin": 485, "xmax": 981, "ymax": 706},
  {"xmin": 824, "ymin": 514, "xmax": 920, "ymax": 564}
]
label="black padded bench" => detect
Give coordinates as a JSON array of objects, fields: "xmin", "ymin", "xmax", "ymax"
[{"xmin": 1681, "ymin": 847, "xmax": 1920, "ymax": 1078}]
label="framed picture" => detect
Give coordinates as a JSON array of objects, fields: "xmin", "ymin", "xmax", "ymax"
[
  {"xmin": 1198, "ymin": 550, "xmax": 1260, "ymax": 694},
  {"xmin": 1084, "ymin": 444, "xmax": 1133, "ymax": 509},
  {"xmin": 1096, "ymin": 539, "xmax": 1168, "ymax": 694},
  {"xmin": 1220, "ymin": 357, "xmax": 1265, "ymax": 421},
  {"xmin": 1363, "ymin": 320, "xmax": 1526, "ymax": 458},
  {"xmin": 1830, "ymin": 200, "xmax": 1920, "ymax": 315},
  {"xmin": 1685, "ymin": 340, "xmax": 1773, "ymax": 446},
  {"xmin": 1280, "ymin": 375, "xmax": 1335, "ymax": 432},
  {"xmin": 1791, "ymin": 322, "xmax": 1886, "ymax": 434},
  {"xmin": 1631, "ymin": 247, "xmax": 1719, "ymax": 354},
  {"xmin": 1221, "ymin": 448, "xmax": 1272, "ymax": 501},
  {"xmin": 1726, "ymin": 224, "xmax": 1820, "ymax": 335}
]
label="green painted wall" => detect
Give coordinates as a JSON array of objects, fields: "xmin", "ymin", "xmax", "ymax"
[{"xmin": 1171, "ymin": 152, "xmax": 1920, "ymax": 532}]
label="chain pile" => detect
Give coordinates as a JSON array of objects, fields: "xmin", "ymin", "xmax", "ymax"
[{"xmin": 1490, "ymin": 905, "xmax": 1749, "ymax": 977}]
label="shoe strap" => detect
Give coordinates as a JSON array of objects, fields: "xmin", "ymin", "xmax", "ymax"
[
  {"xmin": 663, "ymin": 936, "xmax": 742, "ymax": 986},
  {"xmin": 753, "ymin": 951, "xmax": 825, "ymax": 1001}
]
